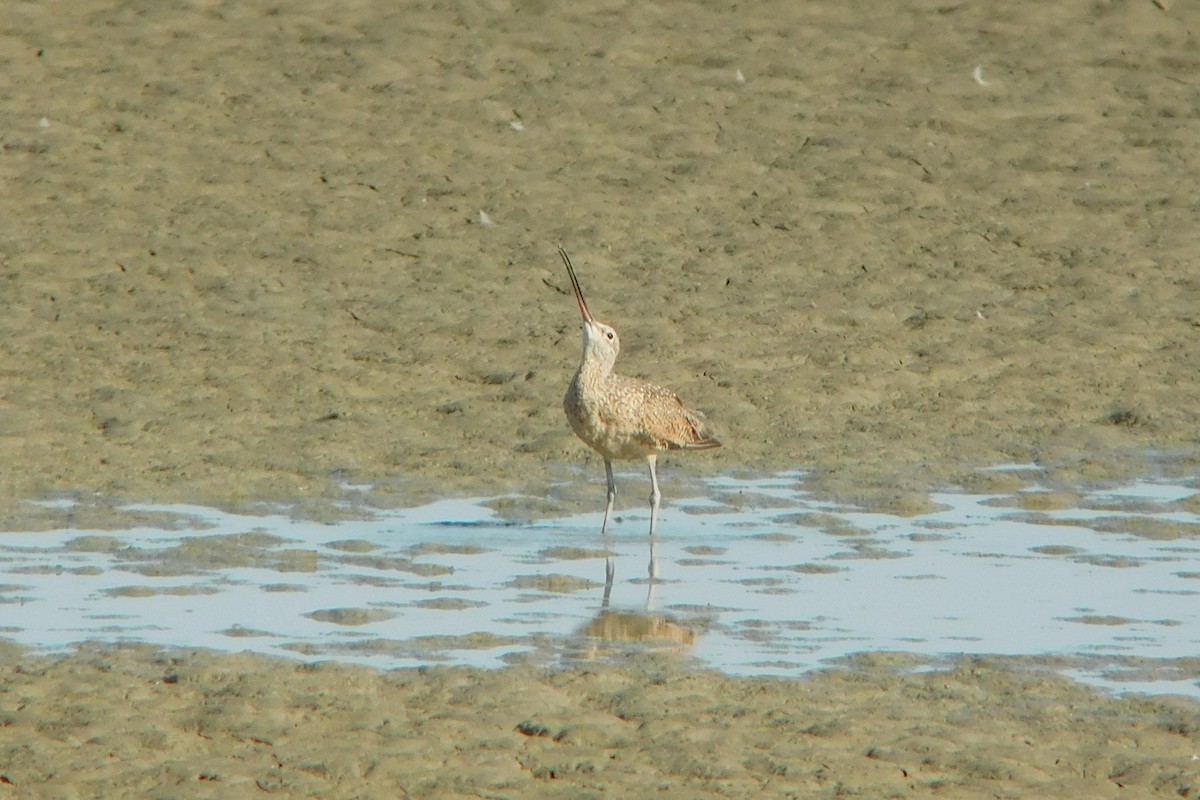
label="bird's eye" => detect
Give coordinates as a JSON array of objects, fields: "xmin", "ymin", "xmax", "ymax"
[{"xmin": 606, "ymin": 331, "xmax": 614, "ymax": 340}]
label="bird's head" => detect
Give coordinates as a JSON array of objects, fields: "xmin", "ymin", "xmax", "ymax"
[{"xmin": 560, "ymin": 247, "xmax": 621, "ymax": 367}]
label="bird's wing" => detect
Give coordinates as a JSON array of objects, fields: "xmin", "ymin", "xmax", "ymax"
[{"xmin": 610, "ymin": 376, "xmax": 721, "ymax": 451}]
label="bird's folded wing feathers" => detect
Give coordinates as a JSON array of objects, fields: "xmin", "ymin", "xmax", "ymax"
[{"xmin": 613, "ymin": 377, "xmax": 721, "ymax": 451}]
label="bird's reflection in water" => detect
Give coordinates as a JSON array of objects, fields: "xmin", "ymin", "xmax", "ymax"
[
  {"xmin": 583, "ymin": 535, "xmax": 698, "ymax": 659},
  {"xmin": 600, "ymin": 529, "xmax": 660, "ymax": 608},
  {"xmin": 579, "ymin": 609, "xmax": 697, "ymax": 649}
]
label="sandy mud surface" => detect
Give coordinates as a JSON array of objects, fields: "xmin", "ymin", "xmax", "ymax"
[
  {"xmin": 1, "ymin": 644, "xmax": 1198, "ymax": 798},
  {"xmin": 2, "ymin": 0, "xmax": 1199, "ymax": 519},
  {"xmin": 2, "ymin": 0, "xmax": 1200, "ymax": 796}
]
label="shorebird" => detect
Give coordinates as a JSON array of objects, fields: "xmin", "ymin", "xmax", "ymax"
[{"xmin": 559, "ymin": 247, "xmax": 720, "ymax": 577}]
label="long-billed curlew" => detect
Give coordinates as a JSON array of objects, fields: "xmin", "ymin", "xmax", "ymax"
[{"xmin": 559, "ymin": 247, "xmax": 720, "ymax": 579}]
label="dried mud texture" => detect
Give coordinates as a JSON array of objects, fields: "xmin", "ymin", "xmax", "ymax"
[
  {"xmin": 2, "ymin": 0, "xmax": 1199, "ymax": 524},
  {"xmin": 0, "ymin": 645, "xmax": 1197, "ymax": 799}
]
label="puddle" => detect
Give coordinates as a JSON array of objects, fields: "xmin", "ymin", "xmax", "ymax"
[{"xmin": 2, "ymin": 471, "xmax": 1200, "ymax": 697}]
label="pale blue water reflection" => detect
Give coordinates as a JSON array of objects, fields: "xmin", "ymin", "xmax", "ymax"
[{"xmin": 2, "ymin": 472, "xmax": 1199, "ymax": 696}]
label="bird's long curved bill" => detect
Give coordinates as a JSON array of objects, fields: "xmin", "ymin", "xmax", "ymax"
[{"xmin": 558, "ymin": 247, "xmax": 594, "ymax": 323}]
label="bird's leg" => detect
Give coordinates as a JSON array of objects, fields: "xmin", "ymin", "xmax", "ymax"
[
  {"xmin": 646, "ymin": 454, "xmax": 661, "ymax": 580},
  {"xmin": 602, "ymin": 458, "xmax": 616, "ymax": 602},
  {"xmin": 601, "ymin": 458, "xmax": 616, "ymax": 537}
]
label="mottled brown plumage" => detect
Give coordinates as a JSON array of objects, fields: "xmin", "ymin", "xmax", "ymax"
[
  {"xmin": 558, "ymin": 247, "xmax": 720, "ymax": 579},
  {"xmin": 565, "ymin": 372, "xmax": 720, "ymax": 461}
]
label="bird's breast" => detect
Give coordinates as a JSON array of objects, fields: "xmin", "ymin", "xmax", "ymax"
[{"xmin": 563, "ymin": 378, "xmax": 654, "ymax": 461}]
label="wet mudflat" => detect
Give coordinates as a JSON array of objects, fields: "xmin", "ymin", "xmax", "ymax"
[
  {"xmin": 4, "ymin": 471, "xmax": 1200, "ymax": 698},
  {"xmin": 3, "ymin": 471, "xmax": 1200, "ymax": 798},
  {"xmin": 3, "ymin": 641, "xmax": 1198, "ymax": 800},
  {"xmin": 4, "ymin": 0, "xmax": 1200, "ymax": 795}
]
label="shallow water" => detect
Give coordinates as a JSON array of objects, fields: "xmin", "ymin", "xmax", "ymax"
[{"xmin": 3, "ymin": 470, "xmax": 1200, "ymax": 697}]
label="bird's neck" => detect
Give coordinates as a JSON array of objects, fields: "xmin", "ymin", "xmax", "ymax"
[{"xmin": 576, "ymin": 342, "xmax": 615, "ymax": 384}]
